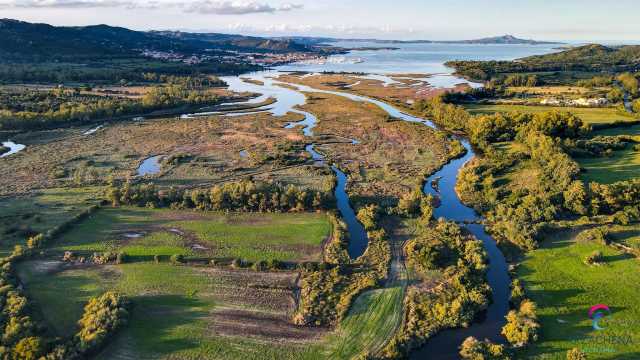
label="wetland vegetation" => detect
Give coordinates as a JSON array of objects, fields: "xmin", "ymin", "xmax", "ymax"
[{"xmin": 1, "ymin": 24, "xmax": 640, "ymax": 360}]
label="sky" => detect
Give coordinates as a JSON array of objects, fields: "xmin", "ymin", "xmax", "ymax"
[{"xmin": 1, "ymin": 0, "xmax": 639, "ymax": 42}]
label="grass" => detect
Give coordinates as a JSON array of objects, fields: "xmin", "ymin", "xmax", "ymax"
[
  {"xmin": 18, "ymin": 260, "xmax": 318, "ymax": 360},
  {"xmin": 465, "ymin": 104, "xmax": 637, "ymax": 126},
  {"xmin": 517, "ymin": 228, "xmax": 640, "ymax": 359},
  {"xmin": 326, "ymin": 285, "xmax": 405, "ymax": 359},
  {"xmin": 0, "ymin": 110, "xmax": 327, "ymax": 196},
  {"xmin": 608, "ymin": 224, "xmax": 640, "ymax": 250},
  {"xmin": 0, "ymin": 186, "xmax": 102, "ymax": 255},
  {"xmin": 52, "ymin": 207, "xmax": 330, "ymax": 262},
  {"xmin": 593, "ymin": 124, "xmax": 640, "ymax": 140},
  {"xmin": 577, "ymin": 145, "xmax": 640, "ymax": 184}
]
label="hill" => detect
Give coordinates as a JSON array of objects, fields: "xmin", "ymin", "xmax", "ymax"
[
  {"xmin": 445, "ymin": 34, "xmax": 560, "ymax": 45},
  {"xmin": 154, "ymin": 31, "xmax": 311, "ymax": 53},
  {"xmin": 0, "ymin": 19, "xmax": 207, "ymax": 62},
  {"xmin": 0, "ymin": 19, "xmax": 314, "ymax": 63},
  {"xmin": 287, "ymin": 34, "xmax": 561, "ymax": 45},
  {"xmin": 445, "ymin": 43, "xmax": 640, "ymax": 81}
]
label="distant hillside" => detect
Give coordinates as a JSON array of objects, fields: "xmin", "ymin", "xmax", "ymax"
[
  {"xmin": 153, "ymin": 31, "xmax": 311, "ymax": 53},
  {"xmin": 289, "ymin": 34, "xmax": 561, "ymax": 45},
  {"xmin": 445, "ymin": 44, "xmax": 640, "ymax": 81},
  {"xmin": 443, "ymin": 35, "xmax": 560, "ymax": 45},
  {"xmin": 0, "ymin": 19, "xmax": 207, "ymax": 61},
  {"xmin": 0, "ymin": 19, "xmax": 314, "ymax": 62}
]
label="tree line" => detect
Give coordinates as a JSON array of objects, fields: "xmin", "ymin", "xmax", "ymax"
[
  {"xmin": 107, "ymin": 178, "xmax": 334, "ymax": 213},
  {"xmin": 0, "ymin": 83, "xmax": 220, "ymax": 131}
]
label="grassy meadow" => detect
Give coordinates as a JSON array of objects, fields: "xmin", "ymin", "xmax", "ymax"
[
  {"xmin": 52, "ymin": 206, "xmax": 331, "ymax": 262},
  {"xmin": 18, "ymin": 260, "xmax": 325, "ymax": 360},
  {"xmin": 0, "ymin": 186, "xmax": 102, "ymax": 255},
  {"xmin": 16, "ymin": 205, "xmax": 335, "ymax": 359},
  {"xmin": 577, "ymin": 145, "xmax": 640, "ymax": 184},
  {"xmin": 517, "ymin": 228, "xmax": 640, "ymax": 359}
]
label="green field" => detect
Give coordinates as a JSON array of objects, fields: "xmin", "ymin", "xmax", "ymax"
[
  {"xmin": 593, "ymin": 124, "xmax": 640, "ymax": 139},
  {"xmin": 518, "ymin": 228, "xmax": 640, "ymax": 359},
  {"xmin": 16, "ymin": 206, "xmax": 335, "ymax": 359},
  {"xmin": 52, "ymin": 207, "xmax": 331, "ymax": 262},
  {"xmin": 327, "ymin": 285, "xmax": 405, "ymax": 359},
  {"xmin": 577, "ymin": 145, "xmax": 640, "ymax": 184},
  {"xmin": 465, "ymin": 104, "xmax": 637, "ymax": 126},
  {"xmin": 18, "ymin": 260, "xmax": 324, "ymax": 360},
  {"xmin": 0, "ymin": 186, "xmax": 102, "ymax": 255}
]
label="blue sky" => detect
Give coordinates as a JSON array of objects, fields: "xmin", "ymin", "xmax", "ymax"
[{"xmin": 1, "ymin": 0, "xmax": 639, "ymax": 41}]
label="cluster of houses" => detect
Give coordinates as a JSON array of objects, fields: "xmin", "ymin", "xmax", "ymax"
[
  {"xmin": 140, "ymin": 48, "xmax": 326, "ymax": 67},
  {"xmin": 141, "ymin": 50, "xmax": 205, "ymax": 64},
  {"xmin": 540, "ymin": 97, "xmax": 609, "ymax": 107}
]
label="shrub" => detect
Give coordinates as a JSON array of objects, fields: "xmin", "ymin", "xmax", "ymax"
[
  {"xmin": 584, "ymin": 250, "xmax": 604, "ymax": 265},
  {"xmin": 266, "ymin": 258, "xmax": 282, "ymax": 270},
  {"xmin": 510, "ymin": 279, "xmax": 526, "ymax": 307},
  {"xmin": 252, "ymin": 260, "xmax": 267, "ymax": 272},
  {"xmin": 576, "ymin": 227, "xmax": 610, "ymax": 245},
  {"xmin": 115, "ymin": 252, "xmax": 128, "ymax": 264},
  {"xmin": 501, "ymin": 300, "xmax": 540, "ymax": 347},
  {"xmin": 75, "ymin": 292, "xmax": 129, "ymax": 354},
  {"xmin": 231, "ymin": 258, "xmax": 243, "ymax": 269},
  {"xmin": 459, "ymin": 336, "xmax": 507, "ymax": 360},
  {"xmin": 567, "ymin": 347, "xmax": 587, "ymax": 360},
  {"xmin": 170, "ymin": 254, "xmax": 184, "ymax": 264},
  {"xmin": 12, "ymin": 336, "xmax": 45, "ymax": 360}
]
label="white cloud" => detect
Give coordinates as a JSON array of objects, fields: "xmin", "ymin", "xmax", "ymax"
[
  {"xmin": 0, "ymin": 0, "xmax": 303, "ymax": 13},
  {"xmin": 0, "ymin": 0, "xmax": 130, "ymax": 7},
  {"xmin": 185, "ymin": 1, "xmax": 302, "ymax": 15}
]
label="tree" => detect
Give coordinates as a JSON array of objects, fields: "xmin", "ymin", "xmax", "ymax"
[
  {"xmin": 501, "ymin": 301, "xmax": 540, "ymax": 347},
  {"xmin": 12, "ymin": 337, "xmax": 45, "ymax": 360},
  {"xmin": 563, "ymin": 181, "xmax": 588, "ymax": 215},
  {"xmin": 459, "ymin": 336, "xmax": 507, "ymax": 360},
  {"xmin": 617, "ymin": 72, "xmax": 639, "ymax": 97},
  {"xmin": 567, "ymin": 348, "xmax": 587, "ymax": 360},
  {"xmin": 606, "ymin": 87, "xmax": 624, "ymax": 103}
]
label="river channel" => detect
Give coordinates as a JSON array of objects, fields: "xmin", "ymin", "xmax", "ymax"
[{"xmin": 189, "ymin": 71, "xmax": 509, "ymax": 358}]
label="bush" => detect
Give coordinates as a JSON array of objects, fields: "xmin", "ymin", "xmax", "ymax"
[
  {"xmin": 584, "ymin": 250, "xmax": 604, "ymax": 265},
  {"xmin": 252, "ymin": 260, "xmax": 267, "ymax": 272},
  {"xmin": 12, "ymin": 336, "xmax": 45, "ymax": 360},
  {"xmin": 459, "ymin": 336, "xmax": 507, "ymax": 360},
  {"xmin": 115, "ymin": 252, "xmax": 128, "ymax": 264},
  {"xmin": 567, "ymin": 347, "xmax": 587, "ymax": 360},
  {"xmin": 75, "ymin": 292, "xmax": 129, "ymax": 354},
  {"xmin": 231, "ymin": 258, "xmax": 244, "ymax": 269},
  {"xmin": 510, "ymin": 279, "xmax": 526, "ymax": 307},
  {"xmin": 576, "ymin": 227, "xmax": 610, "ymax": 245},
  {"xmin": 266, "ymin": 259, "xmax": 282, "ymax": 270},
  {"xmin": 170, "ymin": 254, "xmax": 184, "ymax": 264},
  {"xmin": 501, "ymin": 300, "xmax": 540, "ymax": 347}
]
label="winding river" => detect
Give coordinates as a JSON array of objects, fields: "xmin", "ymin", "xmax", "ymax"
[{"xmin": 189, "ymin": 71, "xmax": 510, "ymax": 357}]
